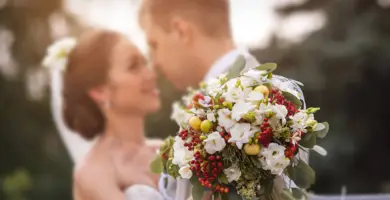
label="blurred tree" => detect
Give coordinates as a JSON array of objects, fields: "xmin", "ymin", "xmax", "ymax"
[
  {"xmin": 0, "ymin": 0, "xmax": 83, "ymax": 199},
  {"xmin": 252, "ymin": 0, "xmax": 390, "ymax": 194}
]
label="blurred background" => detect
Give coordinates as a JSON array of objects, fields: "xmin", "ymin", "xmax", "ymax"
[{"xmin": 1, "ymin": 0, "xmax": 390, "ymax": 199}]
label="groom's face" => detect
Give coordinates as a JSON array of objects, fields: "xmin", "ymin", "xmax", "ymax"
[{"xmin": 142, "ymin": 14, "xmax": 196, "ymax": 90}]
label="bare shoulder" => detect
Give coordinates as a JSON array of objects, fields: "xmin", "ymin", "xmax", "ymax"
[
  {"xmin": 73, "ymin": 149, "xmax": 116, "ymax": 191},
  {"xmin": 74, "ymin": 160, "xmax": 106, "ymax": 187}
]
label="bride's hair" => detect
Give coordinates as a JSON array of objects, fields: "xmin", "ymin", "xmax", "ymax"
[{"xmin": 62, "ymin": 30, "xmax": 122, "ymax": 139}]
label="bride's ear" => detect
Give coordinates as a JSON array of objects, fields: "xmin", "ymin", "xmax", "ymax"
[{"xmin": 88, "ymin": 86, "xmax": 108, "ymax": 106}]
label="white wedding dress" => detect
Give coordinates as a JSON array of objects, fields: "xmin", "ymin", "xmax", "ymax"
[{"xmin": 124, "ymin": 185, "xmax": 164, "ymax": 200}]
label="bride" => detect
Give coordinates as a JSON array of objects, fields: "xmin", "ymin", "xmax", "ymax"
[{"xmin": 44, "ymin": 29, "xmax": 164, "ymax": 200}]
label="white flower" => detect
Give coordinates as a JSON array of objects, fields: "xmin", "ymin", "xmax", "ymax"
[
  {"xmin": 273, "ymin": 104, "xmax": 288, "ymax": 125},
  {"xmin": 253, "ymin": 110, "xmax": 264, "ymax": 125},
  {"xmin": 243, "ymin": 69, "xmax": 267, "ymax": 83},
  {"xmin": 228, "ymin": 123, "xmax": 257, "ymax": 149},
  {"xmin": 246, "ymin": 91, "xmax": 264, "ymax": 102},
  {"xmin": 171, "ymin": 102, "xmax": 194, "ymax": 128},
  {"xmin": 223, "ymin": 164, "xmax": 242, "ymax": 182},
  {"xmin": 217, "ymin": 109, "xmax": 236, "ymax": 130},
  {"xmin": 172, "ymin": 136, "xmax": 194, "ymax": 167},
  {"xmin": 206, "ymin": 110, "xmax": 216, "ymax": 122},
  {"xmin": 261, "ymin": 143, "xmax": 286, "ymax": 160},
  {"xmin": 231, "ymin": 100, "xmax": 255, "ymax": 121},
  {"xmin": 216, "ymin": 126, "xmax": 224, "ymax": 132},
  {"xmin": 198, "ymin": 96, "xmax": 213, "ymax": 108},
  {"xmin": 259, "ymin": 103, "xmax": 288, "ymax": 126},
  {"xmin": 42, "ymin": 37, "xmax": 77, "ymax": 71},
  {"xmin": 205, "ymin": 77, "xmax": 222, "ymax": 97},
  {"xmin": 204, "ymin": 132, "xmax": 226, "ymax": 154},
  {"xmin": 260, "ymin": 143, "xmax": 290, "ymax": 175},
  {"xmin": 267, "ymin": 156, "xmax": 290, "ymax": 175},
  {"xmin": 179, "ymin": 165, "xmax": 193, "ymax": 179},
  {"xmin": 190, "ymin": 108, "xmax": 206, "ymax": 117},
  {"xmin": 223, "ymin": 79, "xmax": 249, "ymax": 103},
  {"xmin": 290, "ymin": 112, "xmax": 321, "ymax": 133},
  {"xmin": 290, "ymin": 131, "xmax": 302, "ymax": 145},
  {"xmin": 259, "ymin": 103, "xmax": 274, "ymax": 114}
]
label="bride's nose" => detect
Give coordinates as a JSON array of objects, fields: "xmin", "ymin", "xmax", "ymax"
[{"xmin": 143, "ymin": 67, "xmax": 157, "ymax": 82}]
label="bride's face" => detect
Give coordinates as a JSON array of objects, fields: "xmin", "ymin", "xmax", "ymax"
[{"xmin": 106, "ymin": 38, "xmax": 160, "ymax": 115}]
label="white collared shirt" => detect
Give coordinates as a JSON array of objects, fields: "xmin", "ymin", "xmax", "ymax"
[{"xmin": 203, "ymin": 48, "xmax": 261, "ymax": 81}]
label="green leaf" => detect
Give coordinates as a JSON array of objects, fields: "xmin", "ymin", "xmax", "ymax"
[
  {"xmin": 292, "ymin": 188, "xmax": 309, "ymax": 200},
  {"xmin": 314, "ymin": 122, "xmax": 329, "ymax": 138},
  {"xmin": 160, "ymin": 136, "xmax": 174, "ymax": 154},
  {"xmin": 218, "ymin": 174, "xmax": 229, "ymax": 184},
  {"xmin": 256, "ymin": 63, "xmax": 277, "ymax": 72},
  {"xmin": 305, "ymin": 107, "xmax": 320, "ymax": 114},
  {"xmin": 226, "ymin": 190, "xmax": 243, "ymax": 200},
  {"xmin": 166, "ymin": 159, "xmax": 180, "ymax": 178},
  {"xmin": 281, "ymin": 189, "xmax": 297, "ymax": 200},
  {"xmin": 287, "ymin": 160, "xmax": 315, "ymax": 189},
  {"xmin": 299, "ymin": 133, "xmax": 316, "ymax": 148},
  {"xmin": 282, "ymin": 91, "xmax": 302, "ymax": 109},
  {"xmin": 150, "ymin": 155, "xmax": 163, "ymax": 174},
  {"xmin": 190, "ymin": 176, "xmax": 205, "ymax": 200},
  {"xmin": 262, "ymin": 179, "xmax": 274, "ymax": 196},
  {"xmin": 226, "ymin": 55, "xmax": 246, "ymax": 80},
  {"xmin": 192, "ymin": 185, "xmax": 205, "ymax": 200}
]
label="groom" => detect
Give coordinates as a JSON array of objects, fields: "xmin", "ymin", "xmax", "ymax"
[{"xmin": 140, "ymin": 0, "xmax": 304, "ymax": 199}]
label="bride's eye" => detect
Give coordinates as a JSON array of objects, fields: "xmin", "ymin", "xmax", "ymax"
[{"xmin": 128, "ymin": 58, "xmax": 143, "ymax": 72}]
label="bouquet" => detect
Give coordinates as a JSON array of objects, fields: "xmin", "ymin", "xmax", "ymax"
[{"xmin": 151, "ymin": 56, "xmax": 329, "ymax": 200}]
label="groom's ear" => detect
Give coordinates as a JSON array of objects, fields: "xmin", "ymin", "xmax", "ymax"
[{"xmin": 171, "ymin": 16, "xmax": 192, "ymax": 44}]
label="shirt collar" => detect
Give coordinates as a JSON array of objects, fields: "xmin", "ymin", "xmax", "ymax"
[{"xmin": 203, "ymin": 49, "xmax": 242, "ymax": 81}]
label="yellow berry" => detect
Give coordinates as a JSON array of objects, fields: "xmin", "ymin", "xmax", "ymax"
[
  {"xmin": 254, "ymin": 85, "xmax": 269, "ymax": 98},
  {"xmin": 189, "ymin": 116, "xmax": 201, "ymax": 130},
  {"xmin": 200, "ymin": 120, "xmax": 213, "ymax": 133},
  {"xmin": 244, "ymin": 144, "xmax": 261, "ymax": 155}
]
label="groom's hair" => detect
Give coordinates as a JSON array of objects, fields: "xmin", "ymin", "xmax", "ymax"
[{"xmin": 140, "ymin": 0, "xmax": 231, "ymax": 38}]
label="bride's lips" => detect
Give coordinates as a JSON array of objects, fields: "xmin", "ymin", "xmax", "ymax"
[{"xmin": 142, "ymin": 83, "xmax": 160, "ymax": 96}]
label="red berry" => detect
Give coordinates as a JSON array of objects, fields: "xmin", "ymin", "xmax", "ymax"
[
  {"xmin": 218, "ymin": 162, "xmax": 223, "ymax": 168},
  {"xmin": 216, "ymin": 156, "xmax": 221, "ymax": 160},
  {"xmin": 209, "ymin": 156, "xmax": 215, "ymax": 161}
]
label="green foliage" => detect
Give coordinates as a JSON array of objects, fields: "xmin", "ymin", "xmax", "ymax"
[
  {"xmin": 287, "ymin": 159, "xmax": 315, "ymax": 189},
  {"xmin": 150, "ymin": 154, "xmax": 163, "ymax": 174},
  {"xmin": 314, "ymin": 122, "xmax": 329, "ymax": 138},
  {"xmin": 226, "ymin": 55, "xmax": 246, "ymax": 80},
  {"xmin": 2, "ymin": 169, "xmax": 32, "ymax": 200},
  {"xmin": 300, "ymin": 133, "xmax": 316, "ymax": 148},
  {"xmin": 190, "ymin": 176, "xmax": 205, "ymax": 200},
  {"xmin": 256, "ymin": 63, "xmax": 277, "ymax": 73},
  {"xmin": 282, "ymin": 91, "xmax": 302, "ymax": 109}
]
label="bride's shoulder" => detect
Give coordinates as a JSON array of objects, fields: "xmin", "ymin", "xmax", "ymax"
[{"xmin": 73, "ymin": 149, "xmax": 116, "ymax": 187}]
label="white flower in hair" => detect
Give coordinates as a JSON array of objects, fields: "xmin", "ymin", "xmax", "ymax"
[{"xmin": 42, "ymin": 37, "xmax": 77, "ymax": 71}]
